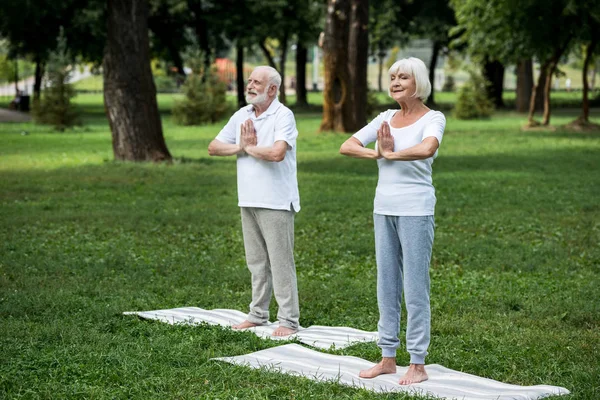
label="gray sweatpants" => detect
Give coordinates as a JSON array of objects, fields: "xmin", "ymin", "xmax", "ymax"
[
  {"xmin": 240, "ymin": 207, "xmax": 299, "ymax": 330},
  {"xmin": 374, "ymin": 214, "xmax": 434, "ymax": 364}
]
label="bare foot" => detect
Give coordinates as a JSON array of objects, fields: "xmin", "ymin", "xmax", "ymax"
[
  {"xmin": 231, "ymin": 320, "xmax": 258, "ymax": 330},
  {"xmin": 359, "ymin": 357, "xmax": 397, "ymax": 378},
  {"xmin": 399, "ymin": 364, "xmax": 428, "ymax": 385},
  {"xmin": 272, "ymin": 326, "xmax": 297, "ymax": 337}
]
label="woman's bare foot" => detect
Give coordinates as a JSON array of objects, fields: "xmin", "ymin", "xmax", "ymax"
[
  {"xmin": 272, "ymin": 326, "xmax": 297, "ymax": 336},
  {"xmin": 399, "ymin": 364, "xmax": 428, "ymax": 385},
  {"xmin": 359, "ymin": 357, "xmax": 397, "ymax": 378},
  {"xmin": 231, "ymin": 320, "xmax": 258, "ymax": 330}
]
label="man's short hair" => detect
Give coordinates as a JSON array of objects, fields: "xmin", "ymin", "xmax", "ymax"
[
  {"xmin": 387, "ymin": 57, "xmax": 432, "ymax": 101},
  {"xmin": 255, "ymin": 66, "xmax": 282, "ymax": 91}
]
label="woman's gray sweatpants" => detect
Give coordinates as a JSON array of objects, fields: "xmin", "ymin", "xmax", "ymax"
[
  {"xmin": 241, "ymin": 207, "xmax": 299, "ymax": 330},
  {"xmin": 374, "ymin": 213, "xmax": 434, "ymax": 364}
]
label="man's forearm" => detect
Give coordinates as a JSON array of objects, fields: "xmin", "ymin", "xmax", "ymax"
[
  {"xmin": 244, "ymin": 145, "xmax": 285, "ymax": 162},
  {"xmin": 208, "ymin": 140, "xmax": 242, "ymax": 156}
]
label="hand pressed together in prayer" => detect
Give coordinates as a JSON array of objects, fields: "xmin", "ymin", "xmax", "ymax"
[
  {"xmin": 377, "ymin": 121, "xmax": 394, "ymax": 157},
  {"xmin": 240, "ymin": 119, "xmax": 257, "ymax": 150}
]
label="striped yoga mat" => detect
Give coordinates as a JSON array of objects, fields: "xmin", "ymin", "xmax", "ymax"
[
  {"xmin": 213, "ymin": 343, "xmax": 570, "ymax": 400},
  {"xmin": 124, "ymin": 307, "xmax": 378, "ymax": 350}
]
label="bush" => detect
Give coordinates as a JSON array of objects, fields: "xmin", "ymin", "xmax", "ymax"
[
  {"xmin": 442, "ymin": 75, "xmax": 455, "ymax": 92},
  {"xmin": 453, "ymin": 69, "xmax": 494, "ymax": 120},
  {"xmin": 154, "ymin": 75, "xmax": 179, "ymax": 93},
  {"xmin": 32, "ymin": 27, "xmax": 79, "ymax": 131},
  {"xmin": 173, "ymin": 68, "xmax": 230, "ymax": 125}
]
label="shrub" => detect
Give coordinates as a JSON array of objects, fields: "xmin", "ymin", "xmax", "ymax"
[
  {"xmin": 173, "ymin": 67, "xmax": 230, "ymax": 125},
  {"xmin": 453, "ymin": 69, "xmax": 494, "ymax": 120},
  {"xmin": 442, "ymin": 75, "xmax": 455, "ymax": 92},
  {"xmin": 32, "ymin": 27, "xmax": 79, "ymax": 131}
]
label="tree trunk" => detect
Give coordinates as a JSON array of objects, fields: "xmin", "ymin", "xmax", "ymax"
[
  {"xmin": 236, "ymin": 43, "xmax": 246, "ymax": 109},
  {"xmin": 34, "ymin": 57, "xmax": 44, "ymax": 101},
  {"xmin": 295, "ymin": 42, "xmax": 308, "ymax": 108},
  {"xmin": 427, "ymin": 40, "xmax": 441, "ymax": 107},
  {"xmin": 542, "ymin": 38, "xmax": 572, "ymax": 126},
  {"xmin": 483, "ymin": 59, "xmax": 505, "ymax": 108},
  {"xmin": 14, "ymin": 59, "xmax": 19, "ymax": 94},
  {"xmin": 580, "ymin": 37, "xmax": 598, "ymax": 122},
  {"xmin": 377, "ymin": 48, "xmax": 385, "ymax": 92},
  {"xmin": 320, "ymin": 0, "xmax": 352, "ymax": 132},
  {"xmin": 104, "ymin": 0, "xmax": 171, "ymax": 162},
  {"xmin": 347, "ymin": 0, "xmax": 369, "ymax": 131},
  {"xmin": 278, "ymin": 31, "xmax": 289, "ymax": 105},
  {"xmin": 534, "ymin": 67, "xmax": 546, "ymax": 111},
  {"xmin": 258, "ymin": 39, "xmax": 287, "ymax": 103},
  {"xmin": 167, "ymin": 41, "xmax": 186, "ymax": 77},
  {"xmin": 515, "ymin": 59, "xmax": 533, "ymax": 113},
  {"xmin": 527, "ymin": 60, "xmax": 549, "ymax": 124},
  {"xmin": 259, "ymin": 41, "xmax": 277, "ymax": 69}
]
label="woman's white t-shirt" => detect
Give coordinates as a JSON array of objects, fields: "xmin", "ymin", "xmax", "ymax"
[{"xmin": 353, "ymin": 109, "xmax": 446, "ymax": 216}]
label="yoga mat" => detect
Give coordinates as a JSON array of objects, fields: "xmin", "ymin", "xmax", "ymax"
[
  {"xmin": 213, "ymin": 343, "xmax": 570, "ymax": 400},
  {"xmin": 124, "ymin": 307, "xmax": 378, "ymax": 350}
]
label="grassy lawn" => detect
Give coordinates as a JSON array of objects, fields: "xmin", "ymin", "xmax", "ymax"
[{"xmin": 1, "ymin": 94, "xmax": 599, "ymax": 399}]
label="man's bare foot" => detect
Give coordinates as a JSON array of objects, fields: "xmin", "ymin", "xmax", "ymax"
[
  {"xmin": 231, "ymin": 320, "xmax": 258, "ymax": 330},
  {"xmin": 272, "ymin": 326, "xmax": 297, "ymax": 337},
  {"xmin": 359, "ymin": 357, "xmax": 397, "ymax": 378},
  {"xmin": 399, "ymin": 364, "xmax": 428, "ymax": 385}
]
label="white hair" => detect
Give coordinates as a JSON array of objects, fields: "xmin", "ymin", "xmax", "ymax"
[
  {"xmin": 254, "ymin": 66, "xmax": 281, "ymax": 91},
  {"xmin": 388, "ymin": 57, "xmax": 431, "ymax": 101}
]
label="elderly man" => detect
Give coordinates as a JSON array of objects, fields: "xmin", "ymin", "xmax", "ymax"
[{"xmin": 208, "ymin": 66, "xmax": 300, "ymax": 336}]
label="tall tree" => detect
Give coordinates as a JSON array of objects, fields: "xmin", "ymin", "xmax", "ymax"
[
  {"xmin": 348, "ymin": 0, "xmax": 369, "ymax": 129},
  {"xmin": 320, "ymin": 0, "xmax": 353, "ymax": 132},
  {"xmin": 321, "ymin": 0, "xmax": 369, "ymax": 132},
  {"xmin": 515, "ymin": 59, "xmax": 534, "ymax": 112},
  {"xmin": 294, "ymin": 0, "xmax": 323, "ymax": 107},
  {"xmin": 149, "ymin": 0, "xmax": 191, "ymax": 77},
  {"xmin": 569, "ymin": 0, "xmax": 600, "ymax": 126},
  {"xmin": 404, "ymin": 0, "xmax": 457, "ymax": 107},
  {"xmin": 451, "ymin": 0, "xmax": 578, "ymax": 126},
  {"xmin": 369, "ymin": 0, "xmax": 400, "ymax": 92},
  {"xmin": 104, "ymin": 0, "xmax": 171, "ymax": 162}
]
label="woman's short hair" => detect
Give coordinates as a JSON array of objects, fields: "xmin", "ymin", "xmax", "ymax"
[
  {"xmin": 256, "ymin": 66, "xmax": 282, "ymax": 91},
  {"xmin": 388, "ymin": 57, "xmax": 431, "ymax": 101}
]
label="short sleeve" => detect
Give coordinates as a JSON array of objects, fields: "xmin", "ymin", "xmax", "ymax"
[
  {"xmin": 422, "ymin": 111, "xmax": 446, "ymax": 145},
  {"xmin": 215, "ymin": 112, "xmax": 240, "ymax": 144},
  {"xmin": 274, "ymin": 109, "xmax": 298, "ymax": 148},
  {"xmin": 353, "ymin": 110, "xmax": 394, "ymax": 146}
]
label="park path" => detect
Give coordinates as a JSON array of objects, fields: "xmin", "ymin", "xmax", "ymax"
[
  {"xmin": 0, "ymin": 65, "xmax": 92, "ymax": 97},
  {"xmin": 0, "ymin": 108, "xmax": 31, "ymax": 123}
]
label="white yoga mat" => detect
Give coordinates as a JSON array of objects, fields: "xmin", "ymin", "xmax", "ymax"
[
  {"xmin": 213, "ymin": 344, "xmax": 570, "ymax": 400},
  {"xmin": 123, "ymin": 307, "xmax": 378, "ymax": 350}
]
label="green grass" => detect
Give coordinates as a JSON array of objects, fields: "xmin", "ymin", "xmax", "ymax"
[{"xmin": 1, "ymin": 95, "xmax": 599, "ymax": 399}]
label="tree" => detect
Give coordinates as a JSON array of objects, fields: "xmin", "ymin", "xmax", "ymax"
[
  {"xmin": 33, "ymin": 28, "xmax": 79, "ymax": 131},
  {"xmin": 348, "ymin": 0, "xmax": 369, "ymax": 129},
  {"xmin": 148, "ymin": 0, "xmax": 191, "ymax": 78},
  {"xmin": 104, "ymin": 0, "xmax": 171, "ymax": 162},
  {"xmin": 0, "ymin": 0, "xmax": 105, "ymax": 100},
  {"xmin": 568, "ymin": 0, "xmax": 600, "ymax": 127},
  {"xmin": 320, "ymin": 0, "xmax": 352, "ymax": 132},
  {"xmin": 320, "ymin": 0, "xmax": 369, "ymax": 132},
  {"xmin": 256, "ymin": 0, "xmax": 323, "ymax": 106},
  {"xmin": 451, "ymin": 0, "xmax": 579, "ymax": 126},
  {"xmin": 369, "ymin": 0, "xmax": 400, "ymax": 92},
  {"xmin": 403, "ymin": 0, "xmax": 457, "ymax": 107}
]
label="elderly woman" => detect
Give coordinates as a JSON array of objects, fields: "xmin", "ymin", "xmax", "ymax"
[{"xmin": 340, "ymin": 57, "xmax": 446, "ymax": 385}]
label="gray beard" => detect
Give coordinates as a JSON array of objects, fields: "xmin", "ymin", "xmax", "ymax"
[{"xmin": 245, "ymin": 91, "xmax": 269, "ymax": 105}]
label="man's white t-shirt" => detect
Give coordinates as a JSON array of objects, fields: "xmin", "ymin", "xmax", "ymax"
[
  {"xmin": 353, "ymin": 109, "xmax": 446, "ymax": 216},
  {"xmin": 215, "ymin": 98, "xmax": 300, "ymax": 212}
]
